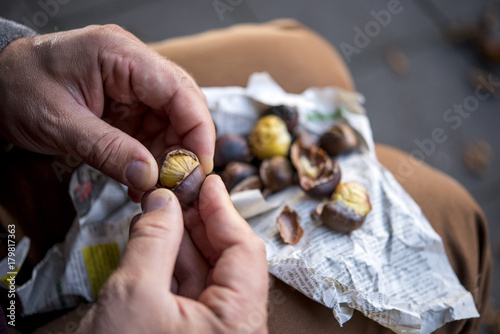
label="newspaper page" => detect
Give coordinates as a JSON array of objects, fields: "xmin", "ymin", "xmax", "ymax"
[{"xmin": 1, "ymin": 72, "xmax": 478, "ymax": 333}]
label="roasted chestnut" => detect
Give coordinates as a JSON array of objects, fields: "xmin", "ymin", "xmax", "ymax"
[
  {"xmin": 263, "ymin": 105, "xmax": 299, "ymax": 133},
  {"xmin": 230, "ymin": 175, "xmax": 264, "ymax": 195},
  {"xmin": 157, "ymin": 149, "xmax": 206, "ymax": 207},
  {"xmin": 319, "ymin": 123, "xmax": 358, "ymax": 156},
  {"xmin": 277, "ymin": 205, "xmax": 304, "ymax": 245},
  {"xmin": 221, "ymin": 162, "xmax": 258, "ymax": 192},
  {"xmin": 259, "ymin": 156, "xmax": 294, "ymax": 192},
  {"xmin": 319, "ymin": 182, "xmax": 371, "ymax": 233},
  {"xmin": 249, "ymin": 115, "xmax": 291, "ymax": 160},
  {"xmin": 290, "ymin": 140, "xmax": 341, "ymax": 198},
  {"xmin": 214, "ymin": 133, "xmax": 253, "ymax": 169}
]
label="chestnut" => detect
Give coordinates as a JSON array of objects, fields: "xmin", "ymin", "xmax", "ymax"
[
  {"xmin": 230, "ymin": 175, "xmax": 263, "ymax": 195},
  {"xmin": 249, "ymin": 115, "xmax": 291, "ymax": 160},
  {"xmin": 221, "ymin": 162, "xmax": 258, "ymax": 192},
  {"xmin": 319, "ymin": 182, "xmax": 371, "ymax": 233},
  {"xmin": 157, "ymin": 149, "xmax": 206, "ymax": 207},
  {"xmin": 214, "ymin": 134, "xmax": 253, "ymax": 169},
  {"xmin": 259, "ymin": 156, "xmax": 294, "ymax": 193},
  {"xmin": 319, "ymin": 123, "xmax": 358, "ymax": 156},
  {"xmin": 277, "ymin": 205, "xmax": 304, "ymax": 245},
  {"xmin": 290, "ymin": 139, "xmax": 341, "ymax": 198},
  {"xmin": 263, "ymin": 105, "xmax": 299, "ymax": 133}
]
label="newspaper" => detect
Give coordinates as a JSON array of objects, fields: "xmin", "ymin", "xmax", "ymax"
[{"xmin": 1, "ymin": 72, "xmax": 478, "ymax": 333}]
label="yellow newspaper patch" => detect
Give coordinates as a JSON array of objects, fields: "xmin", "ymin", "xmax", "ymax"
[
  {"xmin": 82, "ymin": 243, "xmax": 120, "ymax": 298},
  {"xmin": 0, "ymin": 267, "xmax": 20, "ymax": 288}
]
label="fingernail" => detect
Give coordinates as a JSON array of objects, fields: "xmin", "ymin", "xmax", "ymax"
[
  {"xmin": 143, "ymin": 190, "xmax": 172, "ymax": 213},
  {"xmin": 126, "ymin": 160, "xmax": 151, "ymax": 189}
]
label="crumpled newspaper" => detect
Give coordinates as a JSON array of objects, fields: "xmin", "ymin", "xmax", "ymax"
[{"xmin": 1, "ymin": 73, "xmax": 478, "ymax": 333}]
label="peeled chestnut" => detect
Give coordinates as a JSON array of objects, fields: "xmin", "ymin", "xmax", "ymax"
[
  {"xmin": 277, "ymin": 205, "xmax": 304, "ymax": 245},
  {"xmin": 259, "ymin": 156, "xmax": 294, "ymax": 192},
  {"xmin": 221, "ymin": 162, "xmax": 258, "ymax": 192},
  {"xmin": 249, "ymin": 115, "xmax": 291, "ymax": 160},
  {"xmin": 319, "ymin": 182, "xmax": 371, "ymax": 233},
  {"xmin": 263, "ymin": 105, "xmax": 299, "ymax": 133},
  {"xmin": 214, "ymin": 134, "xmax": 253, "ymax": 169},
  {"xmin": 290, "ymin": 139, "xmax": 341, "ymax": 198},
  {"xmin": 319, "ymin": 123, "xmax": 358, "ymax": 156},
  {"xmin": 157, "ymin": 149, "xmax": 206, "ymax": 207}
]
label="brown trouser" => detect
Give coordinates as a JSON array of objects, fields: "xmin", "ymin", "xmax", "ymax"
[{"xmin": 11, "ymin": 20, "xmax": 492, "ymax": 333}]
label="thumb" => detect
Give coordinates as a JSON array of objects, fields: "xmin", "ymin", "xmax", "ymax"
[
  {"xmin": 120, "ymin": 188, "xmax": 183, "ymax": 282},
  {"xmin": 66, "ymin": 110, "xmax": 157, "ymax": 191}
]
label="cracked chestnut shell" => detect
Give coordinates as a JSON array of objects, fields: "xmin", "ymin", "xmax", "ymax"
[
  {"xmin": 319, "ymin": 123, "xmax": 358, "ymax": 156},
  {"xmin": 319, "ymin": 182, "xmax": 371, "ymax": 233},
  {"xmin": 214, "ymin": 134, "xmax": 253, "ymax": 169},
  {"xmin": 277, "ymin": 205, "xmax": 304, "ymax": 245},
  {"xmin": 157, "ymin": 149, "xmax": 206, "ymax": 207},
  {"xmin": 263, "ymin": 105, "xmax": 299, "ymax": 133},
  {"xmin": 290, "ymin": 139, "xmax": 341, "ymax": 198},
  {"xmin": 249, "ymin": 115, "xmax": 291, "ymax": 160},
  {"xmin": 259, "ymin": 156, "xmax": 294, "ymax": 192},
  {"xmin": 221, "ymin": 162, "xmax": 258, "ymax": 192}
]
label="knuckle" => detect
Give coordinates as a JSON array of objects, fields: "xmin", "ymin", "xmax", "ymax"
[
  {"xmin": 102, "ymin": 23, "xmax": 127, "ymax": 35},
  {"xmin": 89, "ymin": 132, "xmax": 126, "ymax": 171}
]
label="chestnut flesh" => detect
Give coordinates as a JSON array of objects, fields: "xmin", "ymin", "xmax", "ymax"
[
  {"xmin": 259, "ymin": 156, "xmax": 294, "ymax": 192},
  {"xmin": 319, "ymin": 123, "xmax": 358, "ymax": 156},
  {"xmin": 277, "ymin": 205, "xmax": 304, "ymax": 245},
  {"xmin": 319, "ymin": 182, "xmax": 371, "ymax": 233},
  {"xmin": 214, "ymin": 133, "xmax": 253, "ymax": 169},
  {"xmin": 249, "ymin": 115, "xmax": 291, "ymax": 160},
  {"xmin": 157, "ymin": 149, "xmax": 206, "ymax": 207},
  {"xmin": 290, "ymin": 139, "xmax": 341, "ymax": 198}
]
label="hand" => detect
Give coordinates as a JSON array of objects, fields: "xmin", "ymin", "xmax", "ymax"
[
  {"xmin": 0, "ymin": 25, "xmax": 215, "ymax": 200},
  {"xmin": 76, "ymin": 175, "xmax": 269, "ymax": 334}
]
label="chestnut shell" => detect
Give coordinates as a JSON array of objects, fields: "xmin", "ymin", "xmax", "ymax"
[
  {"xmin": 320, "ymin": 201, "xmax": 365, "ymax": 233},
  {"xmin": 214, "ymin": 134, "xmax": 253, "ymax": 169},
  {"xmin": 276, "ymin": 205, "xmax": 304, "ymax": 245},
  {"xmin": 221, "ymin": 162, "xmax": 258, "ymax": 192},
  {"xmin": 259, "ymin": 156, "xmax": 294, "ymax": 192},
  {"xmin": 157, "ymin": 149, "xmax": 206, "ymax": 208},
  {"xmin": 230, "ymin": 175, "xmax": 263, "ymax": 195},
  {"xmin": 319, "ymin": 123, "xmax": 358, "ymax": 156},
  {"xmin": 290, "ymin": 140, "xmax": 341, "ymax": 198}
]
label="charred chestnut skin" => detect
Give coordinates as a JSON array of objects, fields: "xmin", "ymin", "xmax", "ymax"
[
  {"xmin": 319, "ymin": 123, "xmax": 358, "ymax": 156},
  {"xmin": 221, "ymin": 162, "xmax": 258, "ymax": 192},
  {"xmin": 263, "ymin": 105, "xmax": 299, "ymax": 133},
  {"xmin": 214, "ymin": 134, "xmax": 253, "ymax": 169},
  {"xmin": 290, "ymin": 140, "xmax": 341, "ymax": 198},
  {"xmin": 319, "ymin": 182, "xmax": 371, "ymax": 233},
  {"xmin": 157, "ymin": 149, "xmax": 206, "ymax": 207},
  {"xmin": 259, "ymin": 156, "xmax": 294, "ymax": 192}
]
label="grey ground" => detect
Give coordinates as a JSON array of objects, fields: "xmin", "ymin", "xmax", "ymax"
[{"xmin": 1, "ymin": 0, "xmax": 499, "ymax": 333}]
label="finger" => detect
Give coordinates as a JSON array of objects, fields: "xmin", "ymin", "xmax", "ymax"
[
  {"xmin": 198, "ymin": 175, "xmax": 268, "ymax": 292},
  {"xmin": 198, "ymin": 175, "xmax": 269, "ymax": 328},
  {"xmin": 199, "ymin": 175, "xmax": 259, "ymax": 253},
  {"xmin": 64, "ymin": 106, "xmax": 158, "ymax": 192},
  {"xmin": 120, "ymin": 188, "xmax": 183, "ymax": 283},
  {"xmin": 99, "ymin": 40, "xmax": 215, "ymax": 174},
  {"xmin": 182, "ymin": 206, "xmax": 218, "ymax": 266},
  {"xmin": 173, "ymin": 228, "xmax": 210, "ymax": 299}
]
